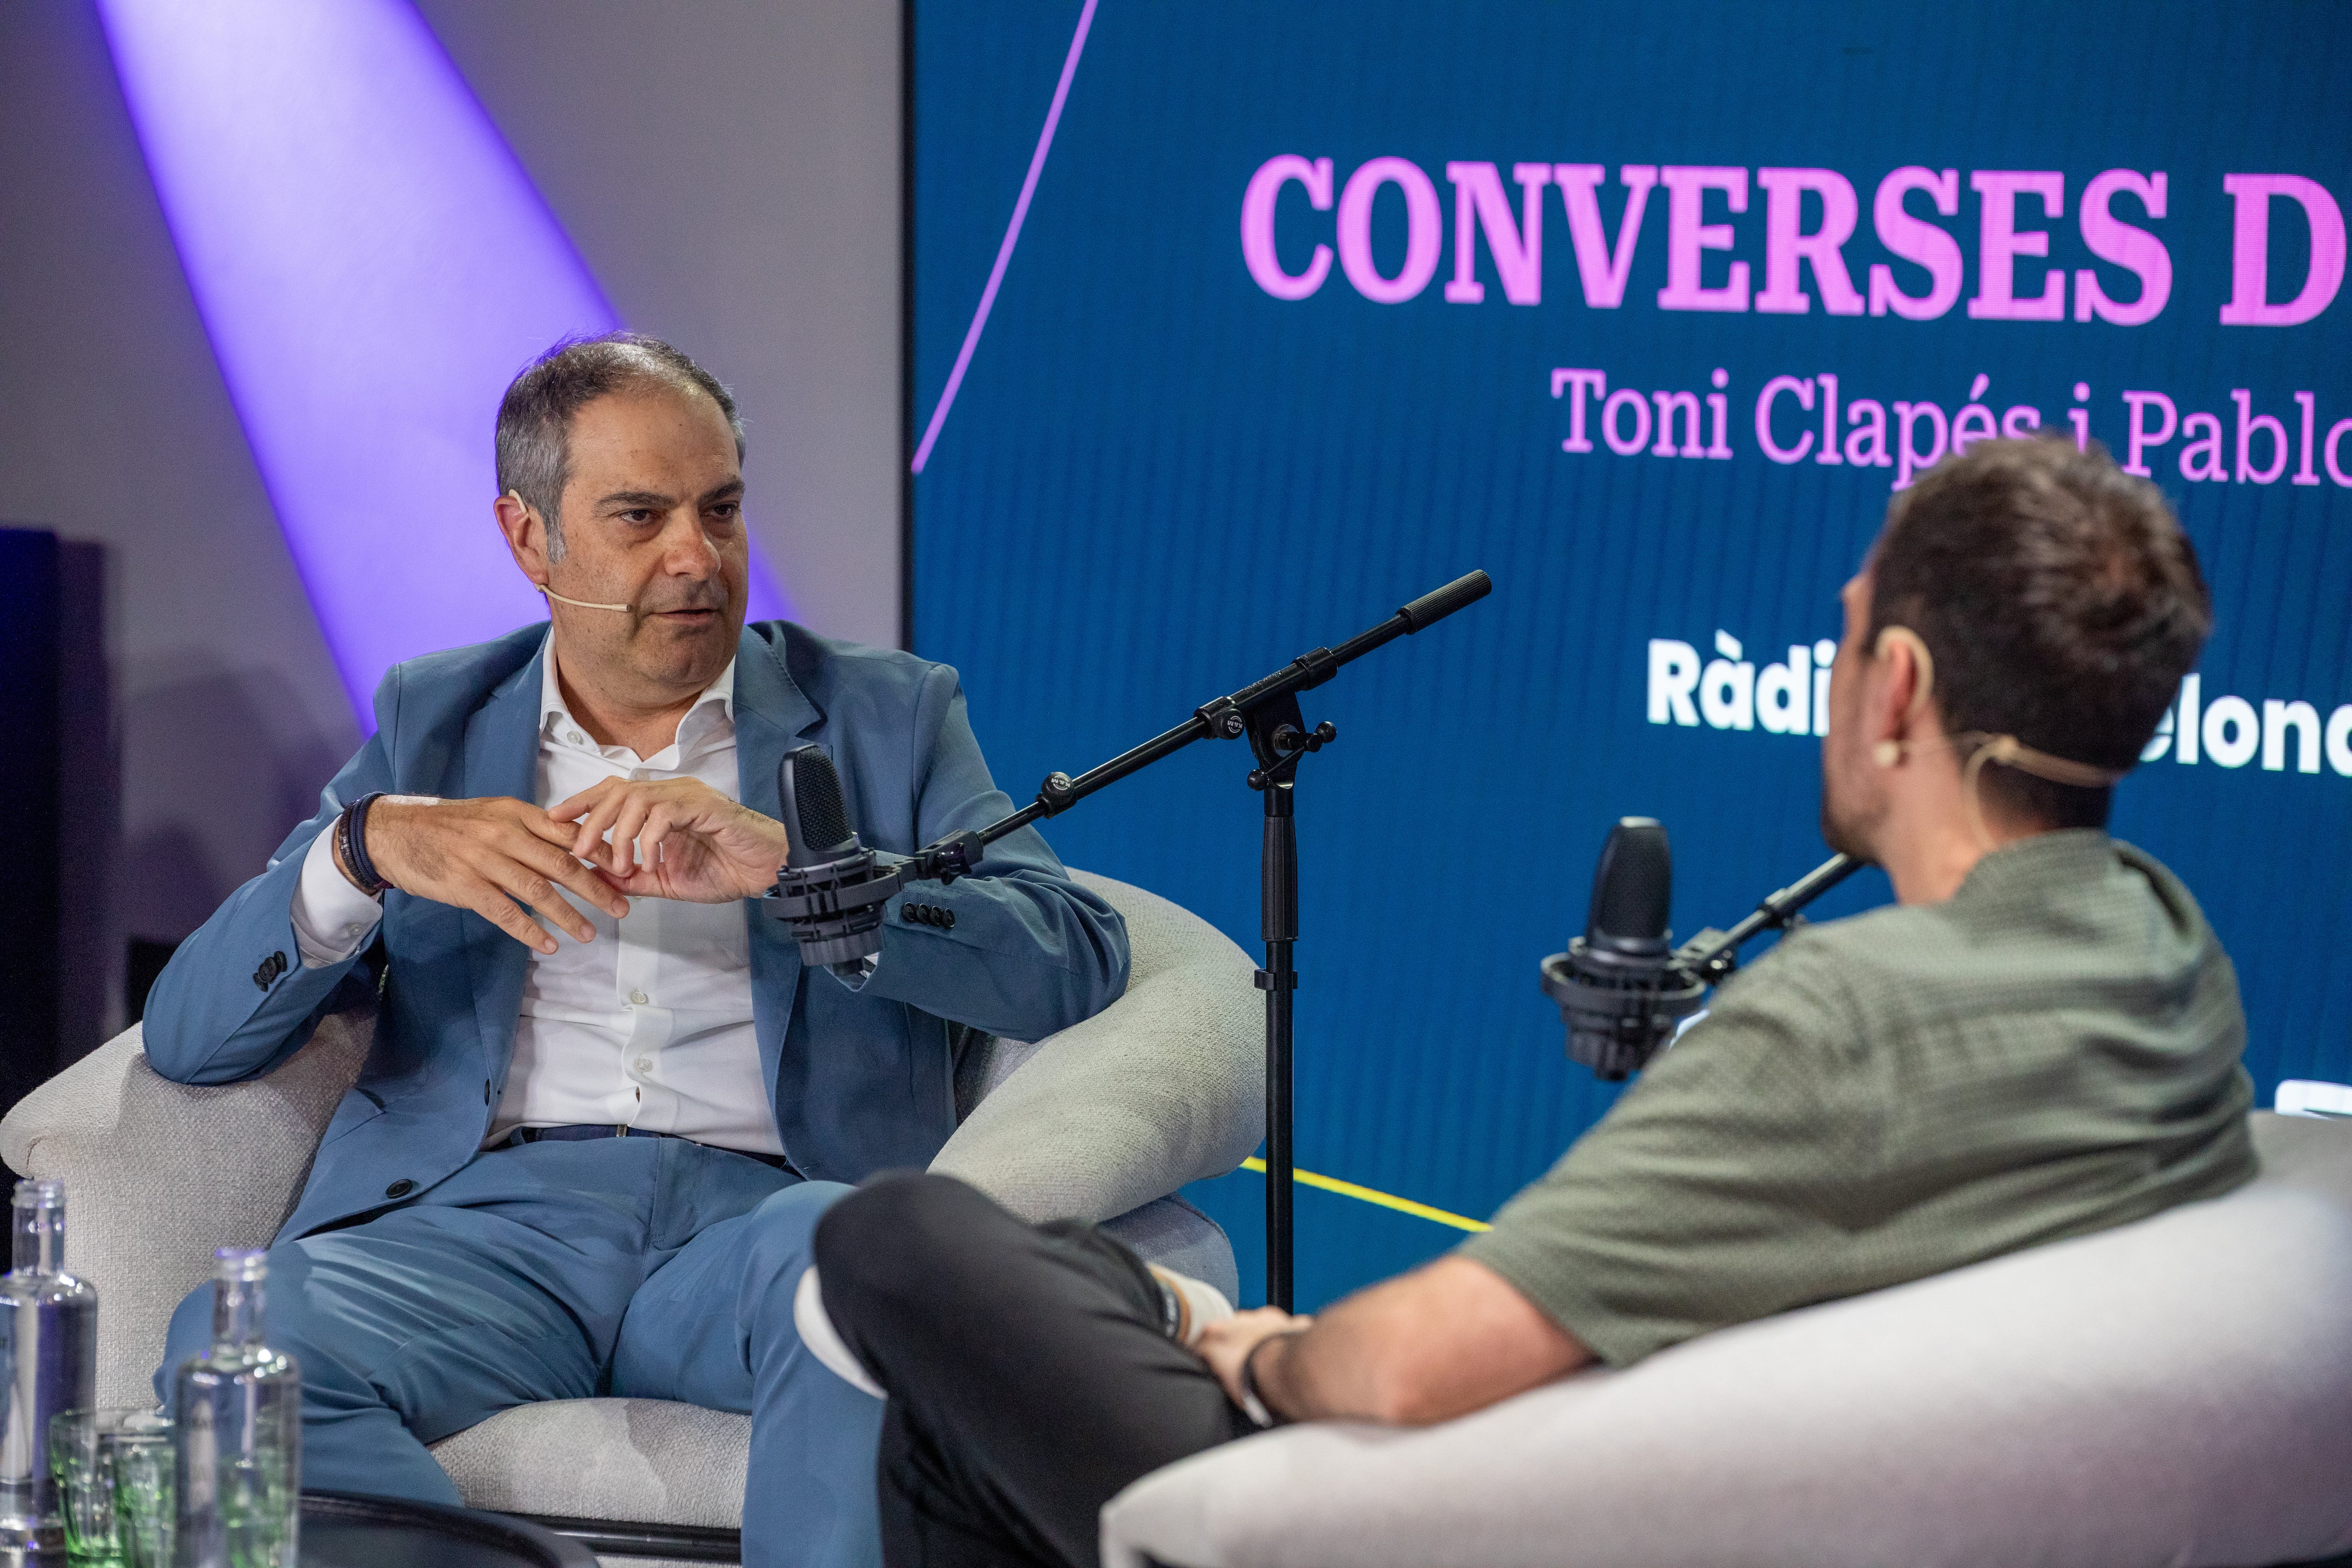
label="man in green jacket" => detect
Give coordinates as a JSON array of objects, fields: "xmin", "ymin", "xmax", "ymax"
[{"xmin": 810, "ymin": 436, "xmax": 2253, "ymax": 1568}]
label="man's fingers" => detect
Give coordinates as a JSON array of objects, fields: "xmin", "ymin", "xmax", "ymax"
[
  {"xmin": 514, "ymin": 834, "xmax": 629, "ymax": 920},
  {"xmin": 599, "ymin": 868, "xmax": 667, "ymax": 900},
  {"xmin": 515, "ymin": 875, "xmax": 596, "ymax": 946},
  {"xmin": 569, "ymin": 792, "xmax": 630, "ymax": 861},
  {"xmin": 564, "ymin": 818, "xmax": 622, "ymax": 872},
  {"xmin": 516, "ymin": 803, "xmax": 583, "ymax": 847},
  {"xmin": 610, "ymin": 800, "xmax": 655, "ymax": 874},
  {"xmin": 636, "ymin": 804, "xmax": 680, "ymax": 868},
  {"xmin": 470, "ymin": 884, "xmax": 559, "ymax": 955},
  {"xmin": 480, "ymin": 857, "xmax": 598, "ymax": 945},
  {"xmin": 545, "ymin": 778, "xmax": 619, "ymax": 824}
]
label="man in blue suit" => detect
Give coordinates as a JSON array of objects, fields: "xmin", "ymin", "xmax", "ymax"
[{"xmin": 144, "ymin": 333, "xmax": 1129, "ymax": 1568}]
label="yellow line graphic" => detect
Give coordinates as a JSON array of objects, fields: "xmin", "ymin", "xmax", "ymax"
[{"xmin": 1238, "ymin": 1157, "xmax": 1492, "ymax": 1233}]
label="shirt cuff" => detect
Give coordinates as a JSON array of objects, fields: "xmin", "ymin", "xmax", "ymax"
[{"xmin": 291, "ymin": 822, "xmax": 383, "ymax": 969}]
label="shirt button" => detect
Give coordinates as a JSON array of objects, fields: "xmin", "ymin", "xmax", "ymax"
[
  {"xmin": 568, "ymin": 731, "xmax": 584, "ymax": 745},
  {"xmin": 635, "ymin": 1058, "xmax": 652, "ymax": 1073},
  {"xmin": 629, "ymin": 989, "xmax": 648, "ymax": 1005},
  {"xmin": 631, "ymin": 768, "xmax": 652, "ymax": 781}
]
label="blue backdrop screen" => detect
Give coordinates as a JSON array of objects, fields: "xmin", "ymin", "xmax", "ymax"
[{"xmin": 911, "ymin": 0, "xmax": 2352, "ymax": 1306}]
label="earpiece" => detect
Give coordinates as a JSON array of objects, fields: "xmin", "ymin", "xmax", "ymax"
[{"xmin": 1873, "ymin": 740, "xmax": 1903, "ymax": 768}]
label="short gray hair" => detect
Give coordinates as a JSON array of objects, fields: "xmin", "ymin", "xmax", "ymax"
[{"xmin": 495, "ymin": 332, "xmax": 746, "ymax": 559}]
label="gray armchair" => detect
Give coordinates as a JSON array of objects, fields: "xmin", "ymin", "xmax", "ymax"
[
  {"xmin": 2, "ymin": 869, "xmax": 1263, "ymax": 1560},
  {"xmin": 1102, "ymin": 1112, "xmax": 2352, "ymax": 1568}
]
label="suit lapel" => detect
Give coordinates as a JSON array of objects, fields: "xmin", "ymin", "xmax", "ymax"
[
  {"xmin": 460, "ymin": 634, "xmax": 548, "ymax": 1087},
  {"xmin": 732, "ymin": 628, "xmax": 825, "ymax": 1116}
]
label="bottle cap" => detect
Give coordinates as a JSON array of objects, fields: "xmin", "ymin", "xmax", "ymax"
[
  {"xmin": 212, "ymin": 1246, "xmax": 267, "ymax": 1283},
  {"xmin": 12, "ymin": 1177, "xmax": 64, "ymax": 1209}
]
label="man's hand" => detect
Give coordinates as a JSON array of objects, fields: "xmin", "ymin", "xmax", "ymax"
[
  {"xmin": 549, "ymin": 776, "xmax": 791, "ymax": 904},
  {"xmin": 1212, "ymin": 1258, "xmax": 1593, "ymax": 1427},
  {"xmin": 1195, "ymin": 1307, "xmax": 1312, "ymax": 1412},
  {"xmin": 363, "ymin": 796, "xmax": 629, "ymax": 955}
]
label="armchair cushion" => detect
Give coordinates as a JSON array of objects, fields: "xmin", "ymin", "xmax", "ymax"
[
  {"xmin": 427, "ymin": 1397, "xmax": 748, "ymax": 1530},
  {"xmin": 1100, "ymin": 1113, "xmax": 2352, "ymax": 1568}
]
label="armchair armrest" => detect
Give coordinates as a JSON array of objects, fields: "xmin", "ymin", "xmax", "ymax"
[
  {"xmin": 932, "ymin": 870, "xmax": 1264, "ymax": 1225},
  {"xmin": 0, "ymin": 1002, "xmax": 372, "ymax": 1408}
]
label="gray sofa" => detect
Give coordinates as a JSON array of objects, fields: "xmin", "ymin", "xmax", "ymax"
[
  {"xmin": 1, "ymin": 869, "xmax": 1263, "ymax": 1558},
  {"xmin": 1103, "ymin": 1111, "xmax": 2352, "ymax": 1568}
]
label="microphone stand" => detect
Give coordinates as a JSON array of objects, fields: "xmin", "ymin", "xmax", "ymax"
[
  {"xmin": 1673, "ymin": 852, "xmax": 1866, "ymax": 983},
  {"xmin": 899, "ymin": 571, "xmax": 1493, "ymax": 1309}
]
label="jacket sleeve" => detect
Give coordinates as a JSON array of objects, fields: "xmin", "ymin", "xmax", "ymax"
[
  {"xmin": 859, "ymin": 667, "xmax": 1129, "ymax": 1041},
  {"xmin": 142, "ymin": 716, "xmax": 395, "ymax": 1086}
]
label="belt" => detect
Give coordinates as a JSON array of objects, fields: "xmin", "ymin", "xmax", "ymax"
[{"xmin": 502, "ymin": 1123, "xmax": 794, "ymax": 1171}]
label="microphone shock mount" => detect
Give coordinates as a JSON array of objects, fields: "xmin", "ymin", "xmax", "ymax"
[{"xmin": 1541, "ymin": 823, "xmax": 1864, "ymax": 1080}]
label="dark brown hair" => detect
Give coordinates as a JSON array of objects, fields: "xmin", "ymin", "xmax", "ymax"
[
  {"xmin": 1870, "ymin": 436, "xmax": 2210, "ymax": 829},
  {"xmin": 495, "ymin": 332, "xmax": 743, "ymax": 559}
]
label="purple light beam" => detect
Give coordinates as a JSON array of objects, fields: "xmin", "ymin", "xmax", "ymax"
[
  {"xmin": 98, "ymin": 0, "xmax": 789, "ymax": 723},
  {"xmin": 909, "ymin": 0, "xmax": 1098, "ymax": 475}
]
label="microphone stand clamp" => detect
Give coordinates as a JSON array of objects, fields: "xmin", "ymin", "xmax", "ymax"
[{"xmin": 1231, "ymin": 689, "xmax": 1338, "ymax": 1311}]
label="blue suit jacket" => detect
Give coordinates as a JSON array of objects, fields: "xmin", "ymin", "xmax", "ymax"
[{"xmin": 143, "ymin": 622, "xmax": 1130, "ymax": 1241}]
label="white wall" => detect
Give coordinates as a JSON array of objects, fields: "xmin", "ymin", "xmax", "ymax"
[{"xmin": 0, "ymin": 0, "xmax": 902, "ymax": 1043}]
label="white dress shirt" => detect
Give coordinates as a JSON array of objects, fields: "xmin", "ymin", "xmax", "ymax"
[{"xmin": 290, "ymin": 634, "xmax": 791, "ymax": 1154}]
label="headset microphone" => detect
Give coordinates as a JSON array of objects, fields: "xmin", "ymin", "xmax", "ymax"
[
  {"xmin": 507, "ymin": 491, "xmax": 633, "ymax": 612},
  {"xmin": 1539, "ymin": 818, "xmax": 1707, "ymax": 1080},
  {"xmin": 538, "ymin": 585, "xmax": 634, "ymax": 613},
  {"xmin": 765, "ymin": 746, "xmax": 913, "ymax": 973}
]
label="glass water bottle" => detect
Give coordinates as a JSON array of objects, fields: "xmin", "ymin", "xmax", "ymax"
[
  {"xmin": 0, "ymin": 1176, "xmax": 99, "ymax": 1554},
  {"xmin": 173, "ymin": 1249, "xmax": 299, "ymax": 1568}
]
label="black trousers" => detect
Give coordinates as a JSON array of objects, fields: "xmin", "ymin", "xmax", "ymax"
[{"xmin": 814, "ymin": 1173, "xmax": 1256, "ymax": 1568}]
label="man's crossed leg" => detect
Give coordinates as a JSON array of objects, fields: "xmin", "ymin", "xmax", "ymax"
[{"xmin": 816, "ymin": 1172, "xmax": 1256, "ymax": 1568}]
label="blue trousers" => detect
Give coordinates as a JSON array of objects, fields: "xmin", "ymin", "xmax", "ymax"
[{"xmin": 157, "ymin": 1136, "xmax": 879, "ymax": 1568}]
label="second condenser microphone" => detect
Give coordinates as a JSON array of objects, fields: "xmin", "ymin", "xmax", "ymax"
[
  {"xmin": 1539, "ymin": 818, "xmax": 1708, "ymax": 1079},
  {"xmin": 765, "ymin": 746, "xmax": 908, "ymax": 971}
]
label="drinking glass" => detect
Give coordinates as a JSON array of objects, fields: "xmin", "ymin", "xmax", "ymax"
[
  {"xmin": 47, "ymin": 1408, "xmax": 150, "ymax": 1565},
  {"xmin": 107, "ymin": 1411, "xmax": 173, "ymax": 1568}
]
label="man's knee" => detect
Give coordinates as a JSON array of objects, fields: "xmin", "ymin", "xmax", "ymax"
[
  {"xmin": 737, "ymin": 1178, "xmax": 856, "ymax": 1296},
  {"xmin": 813, "ymin": 1172, "xmax": 1004, "ymax": 1321},
  {"xmin": 157, "ymin": 1243, "xmax": 329, "ymax": 1409},
  {"xmin": 159, "ymin": 1239, "xmax": 378, "ymax": 1411}
]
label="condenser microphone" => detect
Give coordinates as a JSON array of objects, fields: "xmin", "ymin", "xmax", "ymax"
[
  {"xmin": 779, "ymin": 746, "xmax": 860, "ymax": 869},
  {"xmin": 763, "ymin": 746, "xmax": 910, "ymax": 971},
  {"xmin": 1539, "ymin": 818, "xmax": 1707, "ymax": 1080}
]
